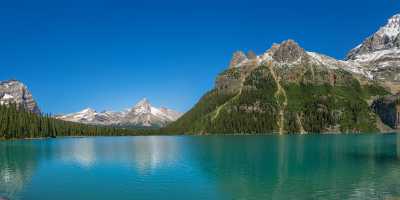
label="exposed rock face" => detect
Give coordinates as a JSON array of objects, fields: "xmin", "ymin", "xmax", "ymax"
[
  {"xmin": 56, "ymin": 98, "xmax": 182, "ymax": 128},
  {"xmin": 215, "ymin": 68, "xmax": 242, "ymax": 94},
  {"xmin": 372, "ymin": 93, "xmax": 400, "ymax": 129},
  {"xmin": 271, "ymin": 39, "xmax": 307, "ymax": 63},
  {"xmin": 229, "ymin": 51, "xmax": 247, "ymax": 68},
  {"xmin": 0, "ymin": 80, "xmax": 40, "ymax": 114},
  {"xmin": 246, "ymin": 50, "xmax": 257, "ymax": 60},
  {"xmin": 347, "ymin": 14, "xmax": 400, "ymax": 58},
  {"xmin": 347, "ymin": 14, "xmax": 400, "ymax": 93}
]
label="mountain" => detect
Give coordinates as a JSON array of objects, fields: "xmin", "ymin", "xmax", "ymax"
[
  {"xmin": 55, "ymin": 108, "xmax": 123, "ymax": 125},
  {"xmin": 347, "ymin": 14, "xmax": 400, "ymax": 93},
  {"xmin": 56, "ymin": 98, "xmax": 182, "ymax": 128},
  {"xmin": 165, "ymin": 39, "xmax": 389, "ymax": 134},
  {"xmin": 0, "ymin": 80, "xmax": 40, "ymax": 114}
]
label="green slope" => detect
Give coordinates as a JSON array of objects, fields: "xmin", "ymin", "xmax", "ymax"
[{"xmin": 165, "ymin": 64, "xmax": 389, "ymax": 134}]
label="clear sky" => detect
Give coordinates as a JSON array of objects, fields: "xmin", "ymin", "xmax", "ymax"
[{"xmin": 1, "ymin": 0, "xmax": 399, "ymax": 114}]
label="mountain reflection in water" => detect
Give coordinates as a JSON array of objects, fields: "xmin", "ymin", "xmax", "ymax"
[{"xmin": 0, "ymin": 134, "xmax": 399, "ymax": 200}]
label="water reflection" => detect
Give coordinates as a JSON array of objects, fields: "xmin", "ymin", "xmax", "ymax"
[
  {"xmin": 130, "ymin": 136, "xmax": 181, "ymax": 173},
  {"xmin": 0, "ymin": 141, "xmax": 38, "ymax": 199},
  {"xmin": 53, "ymin": 137, "xmax": 182, "ymax": 171},
  {"xmin": 398, "ymin": 133, "xmax": 400, "ymax": 159},
  {"xmin": 0, "ymin": 134, "xmax": 399, "ymax": 200},
  {"xmin": 58, "ymin": 138, "xmax": 97, "ymax": 167},
  {"xmin": 0, "ymin": 137, "xmax": 183, "ymax": 199},
  {"xmin": 186, "ymin": 134, "xmax": 400, "ymax": 199}
]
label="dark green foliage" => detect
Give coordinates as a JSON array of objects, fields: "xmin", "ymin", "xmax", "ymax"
[
  {"xmin": 285, "ymin": 83, "xmax": 335, "ymax": 133},
  {"xmin": 208, "ymin": 66, "xmax": 279, "ymax": 133},
  {"xmin": 219, "ymin": 68, "xmax": 241, "ymax": 79},
  {"xmin": 284, "ymin": 82, "xmax": 378, "ymax": 133},
  {"xmin": 362, "ymin": 83, "xmax": 390, "ymax": 98},
  {"xmin": 165, "ymin": 66, "xmax": 282, "ymax": 134},
  {"xmin": 163, "ymin": 90, "xmax": 237, "ymax": 134},
  {"xmin": 0, "ymin": 104, "xmax": 154, "ymax": 139}
]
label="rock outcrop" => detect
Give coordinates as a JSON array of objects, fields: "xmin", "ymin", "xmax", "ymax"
[
  {"xmin": 229, "ymin": 51, "xmax": 247, "ymax": 69},
  {"xmin": 0, "ymin": 80, "xmax": 40, "ymax": 114},
  {"xmin": 372, "ymin": 93, "xmax": 400, "ymax": 129},
  {"xmin": 271, "ymin": 39, "xmax": 307, "ymax": 63}
]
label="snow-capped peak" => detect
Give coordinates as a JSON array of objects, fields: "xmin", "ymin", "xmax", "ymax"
[
  {"xmin": 135, "ymin": 98, "xmax": 150, "ymax": 107},
  {"xmin": 80, "ymin": 108, "xmax": 96, "ymax": 114},
  {"xmin": 376, "ymin": 14, "xmax": 400, "ymax": 38},
  {"xmin": 133, "ymin": 98, "xmax": 152, "ymax": 114}
]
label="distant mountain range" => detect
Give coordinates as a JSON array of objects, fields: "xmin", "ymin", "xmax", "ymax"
[
  {"xmin": 56, "ymin": 98, "xmax": 182, "ymax": 128},
  {"xmin": 165, "ymin": 13, "xmax": 400, "ymax": 134}
]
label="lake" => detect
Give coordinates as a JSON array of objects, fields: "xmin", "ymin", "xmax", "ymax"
[{"xmin": 0, "ymin": 134, "xmax": 400, "ymax": 200}]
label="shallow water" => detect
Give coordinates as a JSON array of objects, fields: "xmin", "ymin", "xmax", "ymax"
[{"xmin": 1, "ymin": 134, "xmax": 400, "ymax": 200}]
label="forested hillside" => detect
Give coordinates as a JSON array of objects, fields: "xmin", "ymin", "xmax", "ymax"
[{"xmin": 165, "ymin": 40, "xmax": 390, "ymax": 134}]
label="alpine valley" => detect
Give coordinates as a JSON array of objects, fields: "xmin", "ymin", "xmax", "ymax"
[{"xmin": 165, "ymin": 13, "xmax": 400, "ymax": 134}]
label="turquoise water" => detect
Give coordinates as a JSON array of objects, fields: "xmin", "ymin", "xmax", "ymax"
[{"xmin": 0, "ymin": 134, "xmax": 400, "ymax": 200}]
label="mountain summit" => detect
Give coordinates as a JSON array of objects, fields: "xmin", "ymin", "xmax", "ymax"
[
  {"xmin": 57, "ymin": 98, "xmax": 182, "ymax": 128},
  {"xmin": 270, "ymin": 39, "xmax": 307, "ymax": 63},
  {"xmin": 347, "ymin": 13, "xmax": 400, "ymax": 93},
  {"xmin": 347, "ymin": 14, "xmax": 400, "ymax": 58}
]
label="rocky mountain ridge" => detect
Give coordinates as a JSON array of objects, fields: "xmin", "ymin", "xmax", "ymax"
[
  {"xmin": 347, "ymin": 14, "xmax": 400, "ymax": 93},
  {"xmin": 0, "ymin": 80, "xmax": 40, "ymax": 114},
  {"xmin": 56, "ymin": 98, "xmax": 182, "ymax": 128}
]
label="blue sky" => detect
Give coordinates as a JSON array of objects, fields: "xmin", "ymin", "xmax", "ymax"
[{"xmin": 1, "ymin": 0, "xmax": 399, "ymax": 114}]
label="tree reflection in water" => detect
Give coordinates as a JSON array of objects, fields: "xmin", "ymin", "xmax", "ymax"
[{"xmin": 0, "ymin": 134, "xmax": 399, "ymax": 200}]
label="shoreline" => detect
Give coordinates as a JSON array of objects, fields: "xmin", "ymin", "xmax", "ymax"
[{"xmin": 0, "ymin": 131, "xmax": 399, "ymax": 141}]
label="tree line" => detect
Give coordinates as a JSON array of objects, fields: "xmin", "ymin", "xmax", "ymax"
[{"xmin": 0, "ymin": 104, "xmax": 157, "ymax": 139}]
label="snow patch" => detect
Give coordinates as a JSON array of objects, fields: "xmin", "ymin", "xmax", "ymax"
[
  {"xmin": 377, "ymin": 14, "xmax": 400, "ymax": 38},
  {"xmin": 351, "ymin": 48, "xmax": 400, "ymax": 63},
  {"xmin": 2, "ymin": 93, "xmax": 14, "ymax": 100}
]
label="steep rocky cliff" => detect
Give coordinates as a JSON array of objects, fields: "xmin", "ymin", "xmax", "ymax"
[
  {"xmin": 0, "ymin": 80, "xmax": 40, "ymax": 114},
  {"xmin": 372, "ymin": 93, "xmax": 400, "ymax": 129}
]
